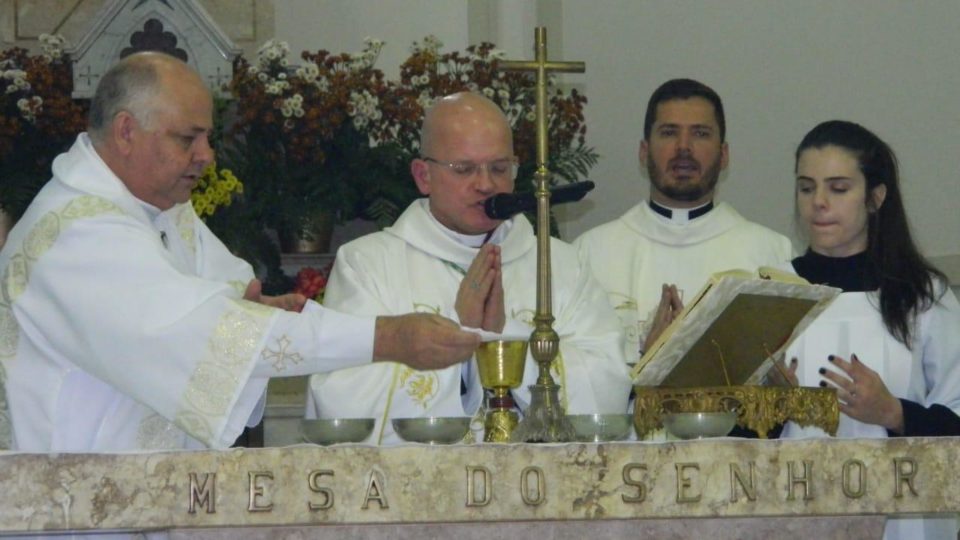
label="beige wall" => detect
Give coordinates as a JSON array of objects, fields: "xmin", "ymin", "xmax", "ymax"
[{"xmin": 556, "ymin": 1, "xmax": 960, "ymax": 259}]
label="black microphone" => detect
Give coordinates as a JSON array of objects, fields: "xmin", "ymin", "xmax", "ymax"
[{"xmin": 484, "ymin": 181, "xmax": 596, "ymax": 220}]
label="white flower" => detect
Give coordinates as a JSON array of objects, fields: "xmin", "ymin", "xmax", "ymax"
[
  {"xmin": 265, "ymin": 82, "xmax": 284, "ymax": 95},
  {"xmin": 16, "ymin": 96, "xmax": 42, "ymax": 122},
  {"xmin": 498, "ymin": 89, "xmax": 510, "ymax": 99},
  {"xmin": 525, "ymin": 111, "xmax": 536, "ymax": 122},
  {"xmin": 39, "ymin": 33, "xmax": 66, "ymax": 60},
  {"xmin": 482, "ymin": 87, "xmax": 495, "ymax": 98}
]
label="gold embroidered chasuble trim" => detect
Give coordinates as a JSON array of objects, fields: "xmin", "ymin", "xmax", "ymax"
[
  {"xmin": 174, "ymin": 204, "xmax": 197, "ymax": 255},
  {"xmin": 176, "ymin": 300, "xmax": 272, "ymax": 444},
  {"xmin": 0, "ymin": 196, "xmax": 126, "ymax": 448}
]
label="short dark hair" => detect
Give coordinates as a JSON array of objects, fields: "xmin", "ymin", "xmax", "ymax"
[
  {"xmin": 795, "ymin": 120, "xmax": 946, "ymax": 347},
  {"xmin": 643, "ymin": 78, "xmax": 725, "ymax": 141}
]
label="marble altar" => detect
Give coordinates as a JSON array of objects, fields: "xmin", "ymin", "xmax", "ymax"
[{"xmin": 0, "ymin": 438, "xmax": 957, "ymax": 538}]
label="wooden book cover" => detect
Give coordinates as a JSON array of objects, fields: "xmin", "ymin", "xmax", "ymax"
[{"xmin": 630, "ymin": 267, "xmax": 840, "ymax": 387}]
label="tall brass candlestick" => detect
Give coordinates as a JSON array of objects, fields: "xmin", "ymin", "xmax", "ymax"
[{"xmin": 499, "ymin": 27, "xmax": 584, "ymax": 442}]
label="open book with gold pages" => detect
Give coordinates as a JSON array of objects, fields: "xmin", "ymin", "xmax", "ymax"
[{"xmin": 630, "ymin": 267, "xmax": 841, "ymax": 387}]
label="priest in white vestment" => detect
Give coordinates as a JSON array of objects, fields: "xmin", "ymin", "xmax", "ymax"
[
  {"xmin": 0, "ymin": 53, "xmax": 479, "ymax": 458},
  {"xmin": 307, "ymin": 93, "xmax": 631, "ymax": 445},
  {"xmin": 575, "ymin": 79, "xmax": 792, "ymax": 364}
]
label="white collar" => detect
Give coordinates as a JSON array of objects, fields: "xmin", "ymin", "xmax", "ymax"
[{"xmin": 424, "ymin": 203, "xmax": 511, "ymax": 248}]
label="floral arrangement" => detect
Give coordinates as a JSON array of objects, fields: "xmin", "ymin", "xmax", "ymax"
[
  {"xmin": 293, "ymin": 264, "xmax": 332, "ymax": 304},
  {"xmin": 0, "ymin": 34, "xmax": 87, "ymax": 220},
  {"xmin": 190, "ymin": 163, "xmax": 243, "ymax": 218},
  {"xmin": 227, "ymin": 38, "xmax": 393, "ymax": 236},
  {"xmin": 223, "ymin": 35, "xmax": 597, "ymax": 233}
]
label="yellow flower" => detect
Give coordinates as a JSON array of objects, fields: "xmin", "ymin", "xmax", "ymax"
[{"xmin": 191, "ymin": 163, "xmax": 244, "ymax": 219}]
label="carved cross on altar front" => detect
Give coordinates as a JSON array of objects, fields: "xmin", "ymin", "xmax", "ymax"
[
  {"xmin": 77, "ymin": 65, "xmax": 100, "ymax": 89},
  {"xmin": 207, "ymin": 66, "xmax": 230, "ymax": 89}
]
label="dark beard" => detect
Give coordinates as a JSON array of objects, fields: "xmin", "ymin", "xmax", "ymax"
[{"xmin": 648, "ymin": 155, "xmax": 722, "ymax": 202}]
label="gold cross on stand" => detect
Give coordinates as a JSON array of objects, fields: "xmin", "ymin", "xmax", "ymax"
[{"xmin": 499, "ymin": 27, "xmax": 583, "ymax": 443}]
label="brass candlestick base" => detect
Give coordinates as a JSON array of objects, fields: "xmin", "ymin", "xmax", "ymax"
[
  {"xmin": 510, "ymin": 383, "xmax": 575, "ymax": 442},
  {"xmin": 511, "ymin": 326, "xmax": 575, "ymax": 443},
  {"xmin": 477, "ymin": 340, "xmax": 527, "ymax": 443}
]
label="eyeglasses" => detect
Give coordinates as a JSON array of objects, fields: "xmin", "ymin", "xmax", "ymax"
[{"xmin": 422, "ymin": 157, "xmax": 518, "ymax": 181}]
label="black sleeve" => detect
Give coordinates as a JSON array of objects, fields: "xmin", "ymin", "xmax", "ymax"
[{"xmin": 888, "ymin": 399, "xmax": 960, "ymax": 437}]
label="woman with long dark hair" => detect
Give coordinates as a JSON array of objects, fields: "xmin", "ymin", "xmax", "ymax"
[{"xmin": 782, "ymin": 120, "xmax": 960, "ymax": 538}]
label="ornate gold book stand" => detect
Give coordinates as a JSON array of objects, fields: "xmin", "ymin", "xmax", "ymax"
[
  {"xmin": 631, "ymin": 271, "xmax": 842, "ymax": 438},
  {"xmin": 633, "ymin": 386, "xmax": 839, "ymax": 439}
]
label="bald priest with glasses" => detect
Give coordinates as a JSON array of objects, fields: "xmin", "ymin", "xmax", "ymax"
[{"xmin": 306, "ymin": 92, "xmax": 631, "ymax": 445}]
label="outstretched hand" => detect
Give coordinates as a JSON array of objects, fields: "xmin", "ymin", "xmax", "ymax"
[
  {"xmin": 455, "ymin": 243, "xmax": 505, "ymax": 332},
  {"xmin": 820, "ymin": 353, "xmax": 904, "ymax": 433},
  {"xmin": 244, "ymin": 278, "xmax": 307, "ymax": 313},
  {"xmin": 373, "ymin": 313, "xmax": 481, "ymax": 370}
]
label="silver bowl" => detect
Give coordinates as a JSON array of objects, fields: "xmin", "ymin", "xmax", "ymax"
[
  {"xmin": 662, "ymin": 412, "xmax": 737, "ymax": 440},
  {"xmin": 392, "ymin": 416, "xmax": 471, "ymax": 444},
  {"xmin": 568, "ymin": 413, "xmax": 633, "ymax": 442},
  {"xmin": 300, "ymin": 418, "xmax": 375, "ymax": 445}
]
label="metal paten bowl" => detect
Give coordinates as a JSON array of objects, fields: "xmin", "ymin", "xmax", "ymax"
[
  {"xmin": 392, "ymin": 417, "xmax": 472, "ymax": 445},
  {"xmin": 300, "ymin": 418, "xmax": 375, "ymax": 445},
  {"xmin": 662, "ymin": 411, "xmax": 737, "ymax": 440},
  {"xmin": 567, "ymin": 414, "xmax": 634, "ymax": 442}
]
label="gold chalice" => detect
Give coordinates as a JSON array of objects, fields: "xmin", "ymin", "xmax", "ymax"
[{"xmin": 476, "ymin": 340, "xmax": 528, "ymax": 442}]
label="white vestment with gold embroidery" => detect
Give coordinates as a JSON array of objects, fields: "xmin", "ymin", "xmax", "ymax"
[
  {"xmin": 0, "ymin": 134, "xmax": 376, "ymax": 455},
  {"xmin": 574, "ymin": 201, "xmax": 794, "ymax": 364},
  {"xmin": 307, "ymin": 199, "xmax": 631, "ymax": 446}
]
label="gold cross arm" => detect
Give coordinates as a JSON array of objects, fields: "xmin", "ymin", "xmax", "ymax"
[
  {"xmin": 499, "ymin": 59, "xmax": 585, "ymax": 73},
  {"xmin": 498, "ymin": 28, "xmax": 584, "ymax": 167}
]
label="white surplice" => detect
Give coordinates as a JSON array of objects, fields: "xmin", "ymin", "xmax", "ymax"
[
  {"xmin": 574, "ymin": 201, "xmax": 793, "ymax": 363},
  {"xmin": 307, "ymin": 199, "xmax": 631, "ymax": 446},
  {"xmin": 782, "ymin": 288, "xmax": 960, "ymax": 540},
  {"xmin": 0, "ymin": 134, "xmax": 377, "ymax": 455}
]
